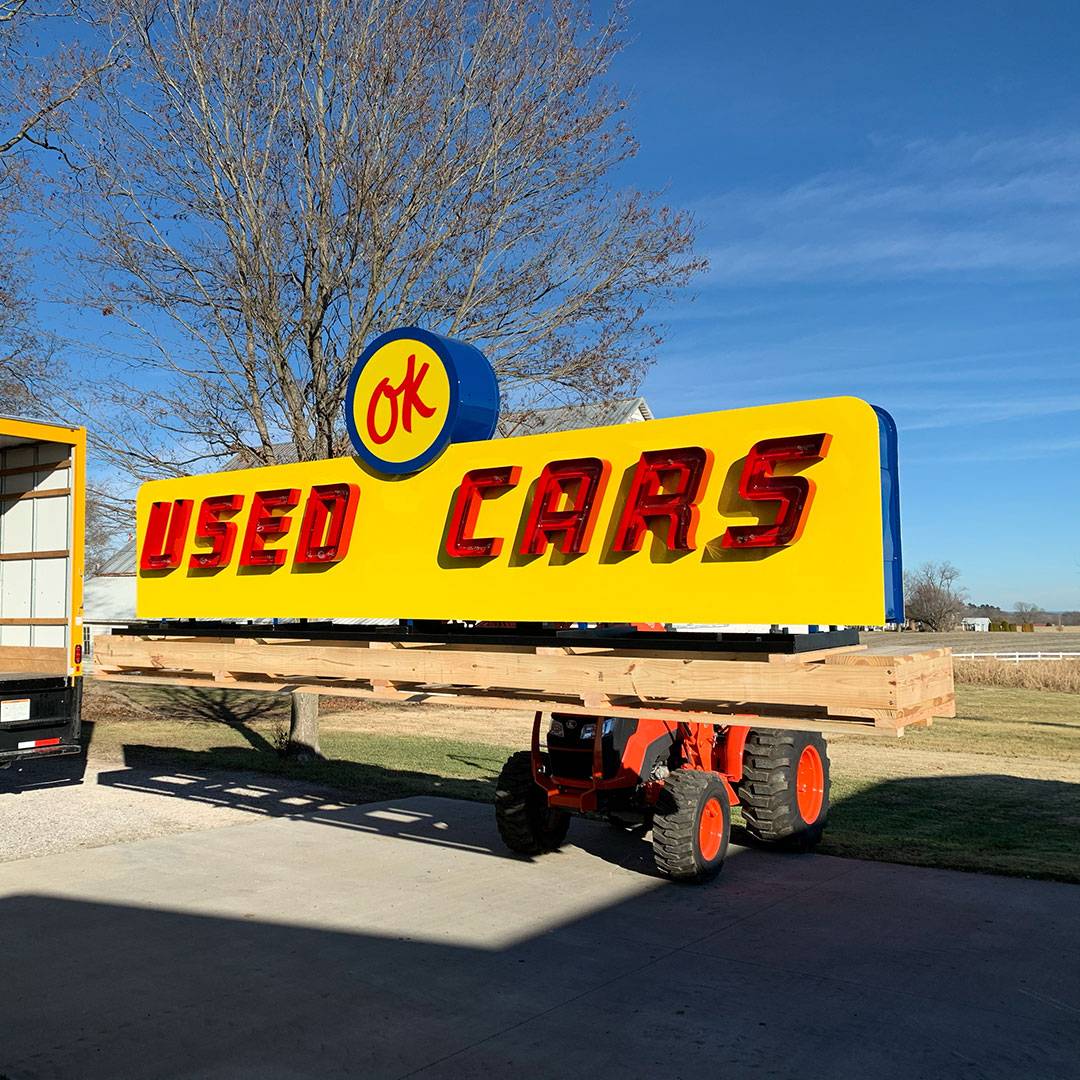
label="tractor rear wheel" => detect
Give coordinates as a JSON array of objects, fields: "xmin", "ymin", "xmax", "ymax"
[
  {"xmin": 495, "ymin": 751, "xmax": 571, "ymax": 855},
  {"xmin": 736, "ymin": 730, "xmax": 830, "ymax": 850},
  {"xmin": 651, "ymin": 769, "xmax": 730, "ymax": 881}
]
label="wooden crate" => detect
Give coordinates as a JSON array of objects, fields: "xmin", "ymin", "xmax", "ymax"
[{"xmin": 91, "ymin": 633, "xmax": 955, "ymax": 737}]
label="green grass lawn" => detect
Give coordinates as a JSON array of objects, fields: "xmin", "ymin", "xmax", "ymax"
[
  {"xmin": 817, "ymin": 686, "xmax": 1080, "ymax": 881},
  {"xmin": 843, "ymin": 685, "xmax": 1080, "ymax": 760},
  {"xmin": 84, "ymin": 682, "xmax": 1080, "ymax": 884},
  {"xmin": 818, "ymin": 771, "xmax": 1079, "ymax": 882}
]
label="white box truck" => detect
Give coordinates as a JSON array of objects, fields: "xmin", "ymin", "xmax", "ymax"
[{"xmin": 0, "ymin": 415, "xmax": 85, "ymax": 765}]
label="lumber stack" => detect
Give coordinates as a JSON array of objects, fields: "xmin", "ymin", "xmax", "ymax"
[{"xmin": 91, "ymin": 632, "xmax": 954, "ymax": 737}]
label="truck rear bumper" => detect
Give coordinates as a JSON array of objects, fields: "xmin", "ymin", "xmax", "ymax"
[
  {"xmin": 0, "ymin": 675, "xmax": 82, "ymax": 765},
  {"xmin": 0, "ymin": 741, "xmax": 82, "ymax": 765}
]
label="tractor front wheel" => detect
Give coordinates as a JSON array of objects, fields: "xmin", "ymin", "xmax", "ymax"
[
  {"xmin": 736, "ymin": 730, "xmax": 830, "ymax": 850},
  {"xmin": 651, "ymin": 769, "xmax": 731, "ymax": 881},
  {"xmin": 495, "ymin": 751, "xmax": 571, "ymax": 855}
]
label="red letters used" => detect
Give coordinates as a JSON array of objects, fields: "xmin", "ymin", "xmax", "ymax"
[
  {"xmin": 519, "ymin": 457, "xmax": 610, "ymax": 556},
  {"xmin": 721, "ymin": 433, "xmax": 831, "ymax": 549},
  {"xmin": 445, "ymin": 466, "xmax": 521, "ymax": 558},
  {"xmin": 145, "ymin": 485, "xmax": 360, "ymax": 573},
  {"xmin": 238, "ymin": 489, "xmax": 301, "ymax": 568},
  {"xmin": 613, "ymin": 447, "xmax": 713, "ymax": 553},
  {"xmin": 295, "ymin": 483, "xmax": 360, "ymax": 564},
  {"xmin": 140, "ymin": 499, "xmax": 193, "ymax": 570},
  {"xmin": 190, "ymin": 494, "xmax": 244, "ymax": 569}
]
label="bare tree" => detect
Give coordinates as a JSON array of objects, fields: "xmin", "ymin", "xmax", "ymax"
[
  {"xmin": 904, "ymin": 561, "xmax": 967, "ymax": 631},
  {"xmin": 0, "ymin": 0, "xmax": 117, "ymax": 415},
  {"xmin": 56, "ymin": 0, "xmax": 705, "ymax": 478}
]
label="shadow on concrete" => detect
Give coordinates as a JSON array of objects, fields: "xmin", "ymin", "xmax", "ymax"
[
  {"xmin": 106, "ymin": 740, "xmax": 502, "ymax": 805},
  {"xmin": 95, "ymin": 756, "xmax": 522, "ymax": 861},
  {"xmin": 2, "ymin": 795, "xmax": 1078, "ymax": 1079},
  {"xmin": 96, "ymin": 740, "xmax": 1080, "ymax": 883},
  {"xmin": 94, "ymin": 750, "xmax": 671, "ymax": 875}
]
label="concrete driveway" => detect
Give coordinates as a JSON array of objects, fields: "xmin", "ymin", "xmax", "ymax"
[{"xmin": 1, "ymin": 761, "xmax": 1078, "ymax": 1080}]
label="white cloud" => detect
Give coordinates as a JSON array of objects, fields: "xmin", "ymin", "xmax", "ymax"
[
  {"xmin": 905, "ymin": 433, "xmax": 1080, "ymax": 464},
  {"xmin": 897, "ymin": 394, "xmax": 1080, "ymax": 430},
  {"xmin": 696, "ymin": 131, "xmax": 1080, "ymax": 283}
]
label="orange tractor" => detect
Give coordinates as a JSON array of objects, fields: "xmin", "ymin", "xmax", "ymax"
[{"xmin": 495, "ymin": 712, "xmax": 829, "ymax": 881}]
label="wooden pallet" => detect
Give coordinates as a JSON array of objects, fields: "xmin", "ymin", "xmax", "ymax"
[
  {"xmin": 91, "ymin": 633, "xmax": 955, "ymax": 737},
  {"xmin": 0, "ymin": 645, "xmax": 68, "ymax": 675}
]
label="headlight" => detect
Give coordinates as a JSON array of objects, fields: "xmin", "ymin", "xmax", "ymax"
[
  {"xmin": 548, "ymin": 719, "xmax": 565, "ymax": 738},
  {"xmin": 581, "ymin": 719, "xmax": 616, "ymax": 740}
]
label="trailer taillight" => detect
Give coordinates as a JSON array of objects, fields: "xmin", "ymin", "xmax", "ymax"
[{"xmin": 74, "ymin": 644, "xmax": 82, "ymax": 665}]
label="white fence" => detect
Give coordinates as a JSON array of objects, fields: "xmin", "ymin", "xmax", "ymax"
[{"xmin": 952, "ymin": 652, "xmax": 1080, "ymax": 663}]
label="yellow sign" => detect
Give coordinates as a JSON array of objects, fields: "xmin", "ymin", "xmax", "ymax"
[{"xmin": 135, "ymin": 396, "xmax": 902, "ymax": 626}]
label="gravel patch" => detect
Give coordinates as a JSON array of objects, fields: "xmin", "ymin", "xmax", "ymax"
[{"xmin": 0, "ymin": 756, "xmax": 357, "ymax": 863}]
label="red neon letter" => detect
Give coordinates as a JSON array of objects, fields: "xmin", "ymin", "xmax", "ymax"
[
  {"xmin": 721, "ymin": 433, "xmax": 831, "ymax": 549},
  {"xmin": 239, "ymin": 488, "xmax": 300, "ymax": 567},
  {"xmin": 189, "ymin": 494, "xmax": 244, "ymax": 569},
  {"xmin": 295, "ymin": 483, "xmax": 360, "ymax": 564},
  {"xmin": 445, "ymin": 466, "xmax": 521, "ymax": 558},
  {"xmin": 366, "ymin": 354, "xmax": 437, "ymax": 445},
  {"xmin": 612, "ymin": 447, "xmax": 713, "ymax": 553},
  {"xmin": 140, "ymin": 499, "xmax": 193, "ymax": 570},
  {"xmin": 519, "ymin": 458, "xmax": 610, "ymax": 556}
]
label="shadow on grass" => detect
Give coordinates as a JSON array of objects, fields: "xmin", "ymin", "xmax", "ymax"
[
  {"xmin": 107, "ymin": 687, "xmax": 282, "ymax": 751},
  {"xmin": 822, "ymin": 772, "xmax": 1080, "ymax": 884}
]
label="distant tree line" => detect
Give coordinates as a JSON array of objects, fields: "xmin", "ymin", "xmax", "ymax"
[{"xmin": 904, "ymin": 564, "xmax": 1072, "ymax": 631}]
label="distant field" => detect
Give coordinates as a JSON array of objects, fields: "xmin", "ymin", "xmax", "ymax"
[
  {"xmin": 861, "ymin": 629, "xmax": 1080, "ymax": 654},
  {"xmin": 82, "ymin": 680, "xmax": 1080, "ymax": 884}
]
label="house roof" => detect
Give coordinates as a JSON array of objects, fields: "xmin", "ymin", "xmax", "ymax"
[
  {"xmin": 494, "ymin": 397, "xmax": 653, "ymax": 438},
  {"xmin": 222, "ymin": 397, "xmax": 653, "ymax": 470},
  {"xmin": 95, "ymin": 544, "xmax": 138, "ymax": 576}
]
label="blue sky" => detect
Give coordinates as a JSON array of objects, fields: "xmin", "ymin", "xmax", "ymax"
[{"xmin": 609, "ymin": 1, "xmax": 1079, "ymax": 609}]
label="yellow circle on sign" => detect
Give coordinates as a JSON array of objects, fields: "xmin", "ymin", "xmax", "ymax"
[{"xmin": 350, "ymin": 338, "xmax": 452, "ymax": 466}]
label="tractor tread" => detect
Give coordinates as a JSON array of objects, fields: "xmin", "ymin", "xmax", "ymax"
[
  {"xmin": 735, "ymin": 730, "xmax": 830, "ymax": 850},
  {"xmin": 651, "ymin": 769, "xmax": 730, "ymax": 881},
  {"xmin": 495, "ymin": 751, "xmax": 570, "ymax": 855}
]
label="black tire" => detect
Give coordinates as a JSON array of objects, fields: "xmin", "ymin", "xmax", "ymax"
[
  {"xmin": 651, "ymin": 769, "xmax": 730, "ymax": 881},
  {"xmin": 495, "ymin": 750, "xmax": 571, "ymax": 855},
  {"xmin": 736, "ymin": 729, "xmax": 830, "ymax": 850}
]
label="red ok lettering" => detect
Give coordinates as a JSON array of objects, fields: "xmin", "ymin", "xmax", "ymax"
[{"xmin": 365, "ymin": 354, "xmax": 437, "ymax": 445}]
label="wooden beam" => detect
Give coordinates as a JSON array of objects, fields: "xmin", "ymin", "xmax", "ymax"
[
  {"xmin": 91, "ymin": 633, "xmax": 954, "ymax": 733},
  {"xmin": 92, "ymin": 635, "xmax": 904, "ymax": 711},
  {"xmin": 0, "ymin": 458, "xmax": 71, "ymax": 479},
  {"xmin": 0, "ymin": 549, "xmax": 69, "ymax": 562},
  {"xmin": 0, "ymin": 486, "xmax": 71, "ymax": 503},
  {"xmin": 0, "ymin": 617, "xmax": 68, "ymax": 626},
  {"xmin": 0, "ymin": 645, "xmax": 67, "ymax": 673},
  {"xmin": 91, "ymin": 669, "xmax": 906, "ymax": 737}
]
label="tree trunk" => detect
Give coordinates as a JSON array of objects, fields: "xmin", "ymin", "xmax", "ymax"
[{"xmin": 286, "ymin": 691, "xmax": 323, "ymax": 760}]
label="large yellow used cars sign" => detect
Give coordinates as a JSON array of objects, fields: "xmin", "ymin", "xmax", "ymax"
[{"xmin": 135, "ymin": 328, "xmax": 902, "ymax": 626}]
